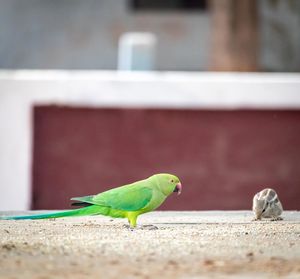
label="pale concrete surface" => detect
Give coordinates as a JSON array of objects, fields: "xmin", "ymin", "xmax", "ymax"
[{"xmin": 1, "ymin": 211, "xmax": 300, "ymax": 278}]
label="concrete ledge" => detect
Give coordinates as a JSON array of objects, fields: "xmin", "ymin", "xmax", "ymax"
[
  {"xmin": 1, "ymin": 211, "xmax": 300, "ymax": 278},
  {"xmin": 1, "ymin": 70, "xmax": 300, "ymax": 109}
]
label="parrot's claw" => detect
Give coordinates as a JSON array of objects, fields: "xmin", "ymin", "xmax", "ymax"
[
  {"xmin": 122, "ymin": 224, "xmax": 134, "ymax": 231},
  {"xmin": 270, "ymin": 216, "xmax": 283, "ymax": 221},
  {"xmin": 122, "ymin": 224, "xmax": 158, "ymax": 230},
  {"xmin": 139, "ymin": 224, "xmax": 159, "ymax": 230}
]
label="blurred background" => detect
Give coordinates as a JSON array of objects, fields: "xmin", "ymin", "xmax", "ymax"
[
  {"xmin": 1, "ymin": 0, "xmax": 300, "ymax": 71},
  {"xmin": 0, "ymin": 0, "xmax": 299, "ymax": 211}
]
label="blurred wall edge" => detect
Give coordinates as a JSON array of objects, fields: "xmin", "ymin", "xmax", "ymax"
[
  {"xmin": 1, "ymin": 0, "xmax": 300, "ymax": 72},
  {"xmin": 1, "ymin": 71, "xmax": 300, "ymax": 211},
  {"xmin": 0, "ymin": 0, "xmax": 210, "ymax": 71}
]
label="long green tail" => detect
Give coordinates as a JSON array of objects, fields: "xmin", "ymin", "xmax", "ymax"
[{"xmin": 1, "ymin": 205, "xmax": 104, "ymax": 220}]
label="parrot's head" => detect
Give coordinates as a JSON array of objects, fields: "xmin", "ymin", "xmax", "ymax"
[{"xmin": 153, "ymin": 173, "xmax": 182, "ymax": 196}]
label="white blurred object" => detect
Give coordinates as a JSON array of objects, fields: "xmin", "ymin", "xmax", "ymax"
[
  {"xmin": 252, "ymin": 188, "xmax": 283, "ymax": 221},
  {"xmin": 118, "ymin": 32, "xmax": 157, "ymax": 71}
]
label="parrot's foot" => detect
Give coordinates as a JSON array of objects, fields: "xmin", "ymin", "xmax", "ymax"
[
  {"xmin": 270, "ymin": 216, "xmax": 283, "ymax": 221},
  {"xmin": 252, "ymin": 217, "xmax": 261, "ymax": 221}
]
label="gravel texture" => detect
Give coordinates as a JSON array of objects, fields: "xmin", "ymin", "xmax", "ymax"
[{"xmin": 0, "ymin": 211, "xmax": 300, "ymax": 278}]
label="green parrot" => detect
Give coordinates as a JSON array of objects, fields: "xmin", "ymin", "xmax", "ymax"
[{"xmin": 2, "ymin": 173, "xmax": 182, "ymax": 228}]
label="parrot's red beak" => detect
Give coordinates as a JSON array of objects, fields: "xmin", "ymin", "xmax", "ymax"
[{"xmin": 174, "ymin": 182, "xmax": 182, "ymax": 195}]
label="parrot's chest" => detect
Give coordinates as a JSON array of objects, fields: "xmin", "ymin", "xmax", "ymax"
[{"xmin": 140, "ymin": 190, "xmax": 166, "ymax": 214}]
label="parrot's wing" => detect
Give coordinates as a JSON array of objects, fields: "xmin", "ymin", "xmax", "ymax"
[
  {"xmin": 71, "ymin": 186, "xmax": 153, "ymax": 211},
  {"xmin": 71, "ymin": 195, "xmax": 95, "ymax": 206}
]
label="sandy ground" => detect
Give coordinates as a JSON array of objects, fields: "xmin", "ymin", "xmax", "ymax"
[{"xmin": 0, "ymin": 211, "xmax": 300, "ymax": 279}]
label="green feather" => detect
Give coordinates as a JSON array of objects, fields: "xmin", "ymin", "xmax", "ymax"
[
  {"xmin": 72, "ymin": 186, "xmax": 153, "ymax": 211},
  {"xmin": 1, "ymin": 205, "xmax": 105, "ymax": 220}
]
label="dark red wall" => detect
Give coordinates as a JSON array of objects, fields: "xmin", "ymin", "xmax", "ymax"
[{"xmin": 32, "ymin": 106, "xmax": 300, "ymax": 210}]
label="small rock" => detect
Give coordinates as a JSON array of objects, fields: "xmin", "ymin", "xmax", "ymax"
[
  {"xmin": 203, "ymin": 259, "xmax": 214, "ymax": 266},
  {"xmin": 1, "ymin": 243, "xmax": 16, "ymax": 251},
  {"xmin": 109, "ymin": 259, "xmax": 120, "ymax": 265},
  {"xmin": 167, "ymin": 260, "xmax": 178, "ymax": 266},
  {"xmin": 246, "ymin": 252, "xmax": 254, "ymax": 257}
]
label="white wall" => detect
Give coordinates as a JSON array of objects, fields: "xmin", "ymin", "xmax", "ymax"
[{"xmin": 1, "ymin": 70, "xmax": 300, "ymax": 210}]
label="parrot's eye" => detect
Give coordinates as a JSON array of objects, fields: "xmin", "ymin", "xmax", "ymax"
[{"xmin": 170, "ymin": 179, "xmax": 174, "ymax": 183}]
